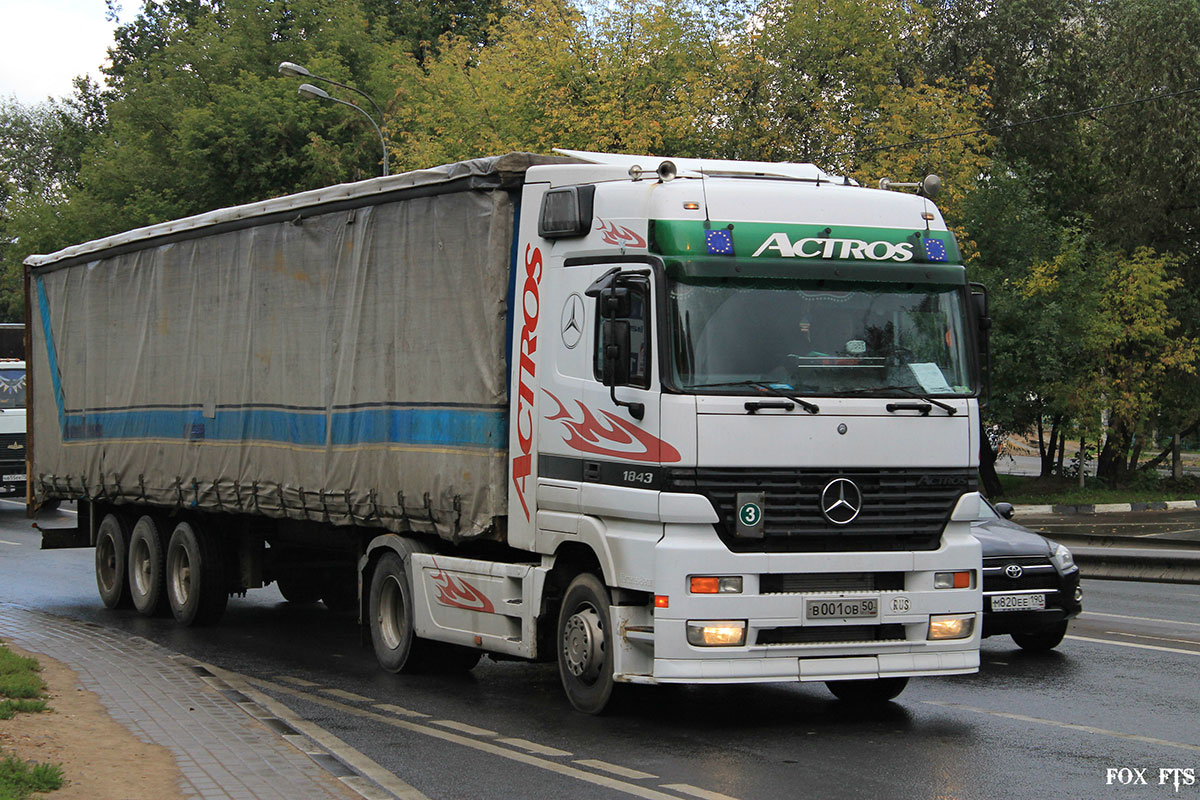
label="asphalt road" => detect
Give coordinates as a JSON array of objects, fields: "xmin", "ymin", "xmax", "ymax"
[{"xmin": 2, "ymin": 499, "xmax": 1199, "ymax": 800}]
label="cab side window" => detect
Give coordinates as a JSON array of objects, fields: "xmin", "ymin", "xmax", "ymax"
[{"xmin": 593, "ymin": 278, "xmax": 651, "ymax": 389}]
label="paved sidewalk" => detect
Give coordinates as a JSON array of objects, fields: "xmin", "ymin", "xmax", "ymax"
[
  {"xmin": 1013, "ymin": 498, "xmax": 1200, "ymax": 516},
  {"xmin": 0, "ymin": 603, "xmax": 388, "ymax": 800}
]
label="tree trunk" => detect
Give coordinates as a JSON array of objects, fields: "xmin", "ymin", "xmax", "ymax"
[
  {"xmin": 1173, "ymin": 433, "xmax": 1183, "ymax": 480},
  {"xmin": 1078, "ymin": 435, "xmax": 1086, "ymax": 488},
  {"xmin": 1056, "ymin": 434, "xmax": 1066, "ymax": 476},
  {"xmin": 979, "ymin": 418, "xmax": 1003, "ymax": 498},
  {"xmin": 1098, "ymin": 419, "xmax": 1133, "ymax": 484},
  {"xmin": 1040, "ymin": 415, "xmax": 1062, "ymax": 478}
]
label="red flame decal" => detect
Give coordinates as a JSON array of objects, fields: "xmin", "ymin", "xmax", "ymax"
[
  {"xmin": 430, "ymin": 563, "xmax": 495, "ymax": 613},
  {"xmin": 596, "ymin": 219, "xmax": 647, "ymax": 249},
  {"xmin": 543, "ymin": 390, "xmax": 681, "ymax": 463}
]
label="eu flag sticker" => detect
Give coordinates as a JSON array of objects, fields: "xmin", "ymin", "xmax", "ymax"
[
  {"xmin": 925, "ymin": 237, "xmax": 948, "ymax": 262},
  {"xmin": 706, "ymin": 229, "xmax": 734, "ymax": 255}
]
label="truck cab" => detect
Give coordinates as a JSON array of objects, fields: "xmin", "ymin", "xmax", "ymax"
[{"xmin": 506, "ymin": 153, "xmax": 983, "ymax": 710}]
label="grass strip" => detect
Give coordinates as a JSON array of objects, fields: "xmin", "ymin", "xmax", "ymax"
[
  {"xmin": 0, "ymin": 641, "xmax": 62, "ymax": 798},
  {"xmin": 0, "ymin": 755, "xmax": 65, "ymax": 800}
]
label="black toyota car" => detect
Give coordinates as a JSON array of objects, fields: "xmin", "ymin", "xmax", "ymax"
[{"xmin": 971, "ymin": 496, "xmax": 1083, "ymax": 651}]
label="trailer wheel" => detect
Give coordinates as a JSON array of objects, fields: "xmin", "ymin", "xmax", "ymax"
[
  {"xmin": 166, "ymin": 521, "xmax": 229, "ymax": 626},
  {"xmin": 825, "ymin": 676, "xmax": 909, "ymax": 703},
  {"xmin": 95, "ymin": 513, "xmax": 132, "ymax": 609},
  {"xmin": 369, "ymin": 551, "xmax": 435, "ymax": 673},
  {"xmin": 557, "ymin": 573, "xmax": 616, "ymax": 714},
  {"xmin": 128, "ymin": 516, "xmax": 167, "ymax": 616}
]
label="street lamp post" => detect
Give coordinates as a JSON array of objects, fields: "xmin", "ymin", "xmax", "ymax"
[{"xmin": 280, "ymin": 61, "xmax": 389, "ymax": 177}]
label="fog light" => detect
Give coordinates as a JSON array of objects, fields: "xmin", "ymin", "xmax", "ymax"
[
  {"xmin": 686, "ymin": 620, "xmax": 747, "ymax": 647},
  {"xmin": 689, "ymin": 576, "xmax": 743, "ymax": 594},
  {"xmin": 934, "ymin": 571, "xmax": 972, "ymax": 589},
  {"xmin": 928, "ymin": 614, "xmax": 975, "ymax": 640},
  {"xmin": 1074, "ymin": 586, "xmax": 1083, "ymax": 602}
]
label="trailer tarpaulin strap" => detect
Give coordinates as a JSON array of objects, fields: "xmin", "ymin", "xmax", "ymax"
[{"xmin": 24, "ymin": 154, "xmax": 569, "ymax": 540}]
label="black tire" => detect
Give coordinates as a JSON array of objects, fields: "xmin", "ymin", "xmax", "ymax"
[
  {"xmin": 128, "ymin": 516, "xmax": 167, "ymax": 616},
  {"xmin": 556, "ymin": 572, "xmax": 617, "ymax": 714},
  {"xmin": 826, "ymin": 676, "xmax": 909, "ymax": 703},
  {"xmin": 1012, "ymin": 621, "xmax": 1068, "ymax": 652},
  {"xmin": 166, "ymin": 520, "xmax": 229, "ymax": 626},
  {"xmin": 95, "ymin": 513, "xmax": 132, "ymax": 609},
  {"xmin": 276, "ymin": 573, "xmax": 321, "ymax": 604},
  {"xmin": 369, "ymin": 551, "xmax": 436, "ymax": 673}
]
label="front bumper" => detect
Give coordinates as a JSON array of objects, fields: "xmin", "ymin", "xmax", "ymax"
[
  {"xmin": 982, "ymin": 567, "xmax": 1082, "ymax": 637},
  {"xmin": 613, "ymin": 518, "xmax": 983, "ymax": 685}
]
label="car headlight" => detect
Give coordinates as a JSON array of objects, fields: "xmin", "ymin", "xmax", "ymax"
[{"xmin": 1050, "ymin": 542, "xmax": 1076, "ymax": 574}]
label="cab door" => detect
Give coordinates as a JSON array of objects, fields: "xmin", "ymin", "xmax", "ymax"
[{"xmin": 562, "ymin": 264, "xmax": 675, "ymax": 519}]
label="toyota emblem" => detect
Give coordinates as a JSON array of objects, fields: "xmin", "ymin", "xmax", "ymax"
[
  {"xmin": 820, "ymin": 478, "xmax": 863, "ymax": 525},
  {"xmin": 1005, "ymin": 564, "xmax": 1024, "ymax": 579}
]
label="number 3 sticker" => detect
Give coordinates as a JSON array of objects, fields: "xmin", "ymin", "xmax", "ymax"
[{"xmin": 739, "ymin": 503, "xmax": 762, "ymax": 526}]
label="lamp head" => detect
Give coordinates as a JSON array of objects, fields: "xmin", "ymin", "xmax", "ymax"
[{"xmin": 278, "ymin": 61, "xmax": 311, "ymax": 78}]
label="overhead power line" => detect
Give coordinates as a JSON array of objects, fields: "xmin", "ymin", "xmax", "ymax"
[{"xmin": 838, "ymin": 85, "xmax": 1200, "ymax": 159}]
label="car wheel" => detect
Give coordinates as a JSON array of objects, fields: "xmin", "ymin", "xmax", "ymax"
[
  {"xmin": 1012, "ymin": 621, "xmax": 1068, "ymax": 652},
  {"xmin": 166, "ymin": 521, "xmax": 229, "ymax": 626},
  {"xmin": 826, "ymin": 677, "xmax": 909, "ymax": 703}
]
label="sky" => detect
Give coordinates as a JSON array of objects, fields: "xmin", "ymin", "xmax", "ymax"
[{"xmin": 0, "ymin": 0, "xmax": 129, "ymax": 105}]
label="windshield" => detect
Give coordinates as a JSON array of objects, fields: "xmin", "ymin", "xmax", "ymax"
[
  {"xmin": 667, "ymin": 268, "xmax": 974, "ymax": 397},
  {"xmin": 0, "ymin": 369, "xmax": 25, "ymax": 409}
]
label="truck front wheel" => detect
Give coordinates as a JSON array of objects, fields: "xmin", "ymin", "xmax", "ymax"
[
  {"xmin": 95, "ymin": 513, "xmax": 132, "ymax": 609},
  {"xmin": 166, "ymin": 521, "xmax": 229, "ymax": 626},
  {"xmin": 557, "ymin": 573, "xmax": 617, "ymax": 714}
]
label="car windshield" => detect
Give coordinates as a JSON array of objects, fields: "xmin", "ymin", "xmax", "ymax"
[
  {"xmin": 666, "ymin": 265, "xmax": 974, "ymax": 397},
  {"xmin": 0, "ymin": 369, "xmax": 25, "ymax": 409}
]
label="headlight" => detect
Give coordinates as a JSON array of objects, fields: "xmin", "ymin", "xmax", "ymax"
[{"xmin": 1050, "ymin": 542, "xmax": 1076, "ymax": 574}]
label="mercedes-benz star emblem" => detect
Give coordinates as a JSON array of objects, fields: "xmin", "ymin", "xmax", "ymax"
[
  {"xmin": 820, "ymin": 478, "xmax": 862, "ymax": 525},
  {"xmin": 561, "ymin": 293, "xmax": 585, "ymax": 349},
  {"xmin": 1005, "ymin": 564, "xmax": 1024, "ymax": 579}
]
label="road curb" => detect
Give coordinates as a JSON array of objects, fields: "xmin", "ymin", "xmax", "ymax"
[{"xmin": 1013, "ymin": 499, "xmax": 1200, "ymax": 516}]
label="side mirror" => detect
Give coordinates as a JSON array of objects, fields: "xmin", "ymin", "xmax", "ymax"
[
  {"xmin": 602, "ymin": 320, "xmax": 632, "ymax": 385},
  {"xmin": 600, "ymin": 319, "xmax": 644, "ymax": 420},
  {"xmin": 600, "ymin": 286, "xmax": 631, "ymax": 319},
  {"xmin": 994, "ymin": 501, "xmax": 1015, "ymax": 520}
]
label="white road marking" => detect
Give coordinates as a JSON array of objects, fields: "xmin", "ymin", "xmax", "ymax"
[
  {"xmin": 1083, "ymin": 611, "xmax": 1200, "ymax": 628},
  {"xmin": 276, "ymin": 675, "xmax": 320, "ymax": 687},
  {"xmin": 210, "ymin": 666, "xmax": 431, "ymax": 800},
  {"xmin": 373, "ymin": 703, "xmax": 431, "ymax": 719},
  {"xmin": 922, "ymin": 701, "xmax": 1200, "ymax": 754},
  {"xmin": 1066, "ymin": 634, "xmax": 1200, "ymax": 657},
  {"xmin": 574, "ymin": 759, "xmax": 657, "ymax": 780},
  {"xmin": 661, "ymin": 784, "xmax": 742, "ymax": 800},
  {"xmin": 497, "ymin": 737, "xmax": 572, "ymax": 757},
  {"xmin": 1103, "ymin": 631, "xmax": 1200, "ymax": 647},
  {"xmin": 431, "ymin": 719, "xmax": 497, "ymax": 737},
  {"xmin": 0, "ymin": 539, "xmax": 21, "ymax": 545},
  {"xmin": 246, "ymin": 676, "xmax": 691, "ymax": 800},
  {"xmin": 321, "ymin": 688, "xmax": 373, "ymax": 703}
]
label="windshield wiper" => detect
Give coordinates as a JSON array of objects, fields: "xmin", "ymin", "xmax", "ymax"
[
  {"xmin": 830, "ymin": 385, "xmax": 958, "ymax": 415},
  {"xmin": 683, "ymin": 381, "xmax": 819, "ymax": 414}
]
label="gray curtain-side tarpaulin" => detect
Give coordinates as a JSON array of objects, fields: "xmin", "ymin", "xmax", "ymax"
[{"xmin": 26, "ymin": 154, "xmax": 568, "ymax": 541}]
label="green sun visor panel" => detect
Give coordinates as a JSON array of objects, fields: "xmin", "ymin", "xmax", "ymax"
[{"xmin": 651, "ymin": 220, "xmax": 963, "ymax": 266}]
